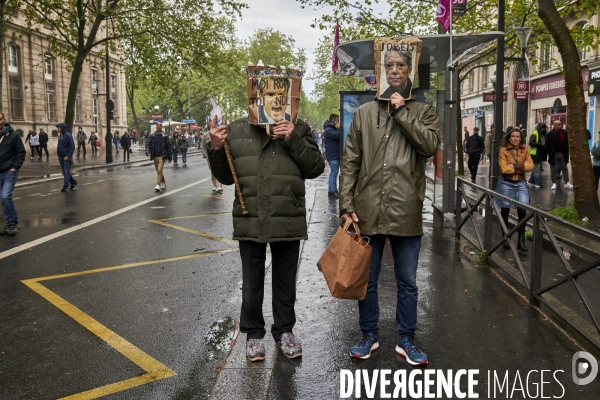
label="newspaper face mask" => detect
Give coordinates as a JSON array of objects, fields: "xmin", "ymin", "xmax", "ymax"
[
  {"xmin": 374, "ymin": 37, "xmax": 422, "ymax": 101},
  {"xmin": 246, "ymin": 64, "xmax": 303, "ymax": 126}
]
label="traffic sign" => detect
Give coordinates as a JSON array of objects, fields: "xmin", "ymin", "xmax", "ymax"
[{"xmin": 183, "ymin": 119, "xmax": 196, "ymax": 124}]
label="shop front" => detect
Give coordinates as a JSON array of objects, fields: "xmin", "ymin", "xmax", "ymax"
[{"xmin": 530, "ymin": 66, "xmax": 589, "ymax": 129}]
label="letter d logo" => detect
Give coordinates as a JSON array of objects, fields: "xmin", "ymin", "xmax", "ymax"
[{"xmin": 572, "ymin": 351, "xmax": 598, "ymax": 385}]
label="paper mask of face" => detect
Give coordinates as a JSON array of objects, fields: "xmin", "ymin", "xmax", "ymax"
[
  {"xmin": 374, "ymin": 37, "xmax": 422, "ymax": 101},
  {"xmin": 246, "ymin": 63, "xmax": 304, "ymax": 127}
]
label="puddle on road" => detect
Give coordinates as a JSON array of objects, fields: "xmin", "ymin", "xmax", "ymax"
[
  {"xmin": 21, "ymin": 218, "xmax": 70, "ymax": 227},
  {"xmin": 204, "ymin": 317, "xmax": 237, "ymax": 360}
]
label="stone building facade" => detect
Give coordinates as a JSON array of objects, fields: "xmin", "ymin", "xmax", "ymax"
[{"xmin": 2, "ymin": 10, "xmax": 127, "ymax": 153}]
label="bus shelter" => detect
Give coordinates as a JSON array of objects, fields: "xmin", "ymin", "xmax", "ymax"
[{"xmin": 336, "ymin": 32, "xmax": 503, "ymax": 227}]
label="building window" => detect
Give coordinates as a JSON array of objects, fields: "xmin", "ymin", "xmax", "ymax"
[
  {"xmin": 91, "ymin": 68, "xmax": 98, "ymax": 94},
  {"xmin": 46, "ymin": 82, "xmax": 55, "ymax": 121},
  {"xmin": 575, "ymin": 22, "xmax": 587, "ymax": 60},
  {"xmin": 483, "ymin": 67, "xmax": 489, "ymax": 88},
  {"xmin": 469, "ymin": 72, "xmax": 475, "ymax": 93},
  {"xmin": 111, "ymin": 73, "xmax": 117, "ymax": 101},
  {"xmin": 9, "ymin": 75, "xmax": 23, "ymax": 119},
  {"xmin": 7, "ymin": 44, "xmax": 18, "ymax": 74},
  {"xmin": 75, "ymin": 87, "xmax": 82, "ymax": 122},
  {"xmin": 542, "ymin": 44, "xmax": 551, "ymax": 72},
  {"xmin": 92, "ymin": 98, "xmax": 98, "ymax": 130},
  {"xmin": 44, "ymin": 55, "xmax": 53, "ymax": 80}
]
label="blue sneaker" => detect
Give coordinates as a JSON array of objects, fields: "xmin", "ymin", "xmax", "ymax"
[
  {"xmin": 396, "ymin": 337, "xmax": 428, "ymax": 366},
  {"xmin": 349, "ymin": 332, "xmax": 379, "ymax": 359}
]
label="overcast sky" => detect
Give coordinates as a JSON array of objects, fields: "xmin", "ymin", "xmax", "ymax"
[{"xmin": 233, "ymin": 0, "xmax": 336, "ymax": 98}]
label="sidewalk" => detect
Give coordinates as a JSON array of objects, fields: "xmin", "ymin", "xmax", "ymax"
[
  {"xmin": 208, "ymin": 174, "xmax": 600, "ymax": 399},
  {"xmin": 17, "ymin": 143, "xmax": 203, "ymax": 183}
]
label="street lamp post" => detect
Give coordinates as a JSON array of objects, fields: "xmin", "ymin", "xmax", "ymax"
[{"xmin": 485, "ymin": 0, "xmax": 532, "ymax": 249}]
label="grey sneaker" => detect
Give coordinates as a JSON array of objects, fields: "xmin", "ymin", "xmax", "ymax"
[
  {"xmin": 246, "ymin": 338, "xmax": 265, "ymax": 362},
  {"xmin": 0, "ymin": 225, "xmax": 10, "ymax": 235},
  {"xmin": 276, "ymin": 332, "xmax": 302, "ymax": 359},
  {"xmin": 6, "ymin": 223, "xmax": 20, "ymax": 236}
]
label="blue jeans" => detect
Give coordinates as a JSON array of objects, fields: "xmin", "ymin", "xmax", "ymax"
[
  {"xmin": 181, "ymin": 149, "xmax": 187, "ymax": 163},
  {"xmin": 173, "ymin": 151, "xmax": 179, "ymax": 164},
  {"xmin": 114, "ymin": 142, "xmax": 119, "ymax": 153},
  {"xmin": 528, "ymin": 162, "xmax": 541, "ymax": 186},
  {"xmin": 358, "ymin": 234, "xmax": 422, "ymax": 338},
  {"xmin": 495, "ymin": 177, "xmax": 529, "ymax": 208},
  {"xmin": 328, "ymin": 159, "xmax": 339, "ymax": 193},
  {"xmin": 0, "ymin": 170, "xmax": 18, "ymax": 224},
  {"xmin": 58, "ymin": 157, "xmax": 76, "ymax": 189}
]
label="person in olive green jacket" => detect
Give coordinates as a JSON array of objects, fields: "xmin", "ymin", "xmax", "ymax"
[
  {"xmin": 208, "ymin": 114, "xmax": 324, "ymax": 362},
  {"xmin": 340, "ymin": 91, "xmax": 440, "ymax": 365}
]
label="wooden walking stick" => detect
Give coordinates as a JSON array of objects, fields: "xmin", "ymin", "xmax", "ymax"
[{"xmin": 223, "ymin": 140, "xmax": 249, "ymax": 215}]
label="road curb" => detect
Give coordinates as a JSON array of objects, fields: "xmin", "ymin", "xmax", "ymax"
[{"xmin": 15, "ymin": 151, "xmax": 204, "ymax": 188}]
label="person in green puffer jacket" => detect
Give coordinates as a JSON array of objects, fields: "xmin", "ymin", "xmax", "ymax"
[{"xmin": 208, "ymin": 113, "xmax": 324, "ymax": 362}]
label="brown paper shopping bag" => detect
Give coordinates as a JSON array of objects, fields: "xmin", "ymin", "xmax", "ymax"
[{"xmin": 317, "ymin": 218, "xmax": 372, "ymax": 300}]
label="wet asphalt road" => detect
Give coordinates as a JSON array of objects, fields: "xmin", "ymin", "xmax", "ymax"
[
  {"xmin": 1, "ymin": 156, "xmax": 245, "ymax": 399},
  {"xmin": 2, "ymin": 156, "xmax": 600, "ymax": 399}
]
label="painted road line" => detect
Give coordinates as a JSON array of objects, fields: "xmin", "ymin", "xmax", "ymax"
[
  {"xmin": 29, "ymin": 193, "xmax": 42, "ymax": 196},
  {"xmin": 96, "ymin": 180, "xmax": 104, "ymax": 182},
  {"xmin": 0, "ymin": 178, "xmax": 210, "ymax": 261},
  {"xmin": 23, "ymin": 249, "xmax": 236, "ymax": 399},
  {"xmin": 149, "ymin": 217, "xmax": 237, "ymax": 246},
  {"xmin": 157, "ymin": 212, "xmax": 229, "ymax": 221},
  {"xmin": 83, "ymin": 183, "xmax": 92, "ymax": 185}
]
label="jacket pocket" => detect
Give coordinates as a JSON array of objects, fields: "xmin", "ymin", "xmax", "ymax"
[
  {"xmin": 355, "ymin": 173, "xmax": 367, "ymax": 195},
  {"xmin": 286, "ymin": 184, "xmax": 305, "ymax": 208},
  {"xmin": 411, "ymin": 170, "xmax": 425, "ymax": 202}
]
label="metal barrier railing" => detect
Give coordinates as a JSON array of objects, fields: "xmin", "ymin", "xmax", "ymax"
[{"xmin": 455, "ymin": 177, "xmax": 600, "ymax": 350}]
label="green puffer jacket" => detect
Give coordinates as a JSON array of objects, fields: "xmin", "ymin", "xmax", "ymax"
[
  {"xmin": 340, "ymin": 99, "xmax": 440, "ymax": 237},
  {"xmin": 208, "ymin": 118, "xmax": 325, "ymax": 242}
]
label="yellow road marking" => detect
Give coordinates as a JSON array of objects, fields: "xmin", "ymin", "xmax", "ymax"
[
  {"xmin": 148, "ymin": 217, "xmax": 237, "ymax": 246},
  {"xmin": 22, "ymin": 248, "xmax": 237, "ymax": 398},
  {"xmin": 156, "ymin": 211, "xmax": 230, "ymax": 221}
]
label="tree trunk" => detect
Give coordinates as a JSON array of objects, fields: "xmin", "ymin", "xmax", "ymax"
[
  {"xmin": 64, "ymin": 53, "xmax": 86, "ymax": 133},
  {"xmin": 538, "ymin": 0, "xmax": 600, "ymax": 221}
]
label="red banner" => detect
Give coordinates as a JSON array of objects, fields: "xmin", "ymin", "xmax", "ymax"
[
  {"xmin": 483, "ymin": 93, "xmax": 507, "ymax": 102},
  {"xmin": 514, "ymin": 81, "xmax": 529, "ymax": 100}
]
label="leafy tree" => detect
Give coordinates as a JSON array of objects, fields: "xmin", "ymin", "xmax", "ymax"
[{"xmin": 20, "ymin": 0, "xmax": 246, "ymax": 134}]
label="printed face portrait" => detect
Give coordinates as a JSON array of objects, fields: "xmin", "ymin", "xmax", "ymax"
[
  {"xmin": 384, "ymin": 51, "xmax": 412, "ymax": 94},
  {"xmin": 258, "ymin": 77, "xmax": 291, "ymax": 124},
  {"xmin": 246, "ymin": 66, "xmax": 302, "ymax": 126},
  {"xmin": 374, "ymin": 37, "xmax": 421, "ymax": 101}
]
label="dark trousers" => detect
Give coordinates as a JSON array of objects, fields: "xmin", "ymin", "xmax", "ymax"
[
  {"xmin": 123, "ymin": 147, "xmax": 130, "ymax": 161},
  {"xmin": 467, "ymin": 153, "xmax": 481, "ymax": 181},
  {"xmin": 239, "ymin": 240, "xmax": 300, "ymax": 342},
  {"xmin": 40, "ymin": 144, "xmax": 49, "ymax": 157},
  {"xmin": 594, "ymin": 165, "xmax": 600, "ymax": 190},
  {"xmin": 91, "ymin": 144, "xmax": 97, "ymax": 154},
  {"xmin": 77, "ymin": 142, "xmax": 86, "ymax": 157},
  {"xmin": 29, "ymin": 145, "xmax": 42, "ymax": 158},
  {"xmin": 501, "ymin": 207, "xmax": 526, "ymax": 235}
]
